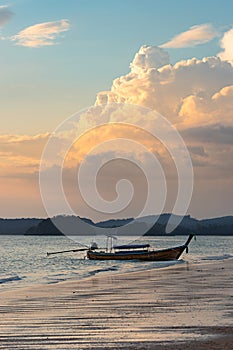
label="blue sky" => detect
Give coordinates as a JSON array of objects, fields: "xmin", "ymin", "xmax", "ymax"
[{"xmin": 1, "ymin": 0, "xmax": 233, "ymax": 134}]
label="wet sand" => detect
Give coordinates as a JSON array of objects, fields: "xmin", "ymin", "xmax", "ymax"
[{"xmin": 0, "ymin": 258, "xmax": 232, "ymax": 349}]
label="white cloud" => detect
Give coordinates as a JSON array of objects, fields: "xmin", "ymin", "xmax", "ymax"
[
  {"xmin": 0, "ymin": 5, "xmax": 13, "ymax": 28},
  {"xmin": 179, "ymin": 85, "xmax": 233, "ymax": 128},
  {"xmin": 130, "ymin": 45, "xmax": 170, "ymax": 73},
  {"xmin": 11, "ymin": 19, "xmax": 70, "ymax": 47},
  {"xmin": 218, "ymin": 27, "xmax": 233, "ymax": 64},
  {"xmin": 2, "ymin": 40, "xmax": 233, "ymax": 218},
  {"xmin": 160, "ymin": 24, "xmax": 218, "ymax": 48},
  {"xmin": 96, "ymin": 46, "xmax": 233, "ymax": 123},
  {"xmin": 95, "ymin": 45, "xmax": 233, "ymax": 184}
]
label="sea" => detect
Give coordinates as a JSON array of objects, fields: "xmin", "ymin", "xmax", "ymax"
[{"xmin": 0, "ymin": 235, "xmax": 233, "ymax": 291}]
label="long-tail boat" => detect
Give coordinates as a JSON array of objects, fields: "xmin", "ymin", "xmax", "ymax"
[{"xmin": 86, "ymin": 234, "xmax": 194, "ymax": 261}]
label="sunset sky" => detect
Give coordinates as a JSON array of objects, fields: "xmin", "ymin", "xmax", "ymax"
[{"xmin": 1, "ymin": 0, "xmax": 233, "ymax": 219}]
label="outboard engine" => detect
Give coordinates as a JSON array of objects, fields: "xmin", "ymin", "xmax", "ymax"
[{"xmin": 90, "ymin": 242, "xmax": 98, "ymax": 250}]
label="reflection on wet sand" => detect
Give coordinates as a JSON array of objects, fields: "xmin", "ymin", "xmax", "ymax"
[{"xmin": 0, "ymin": 259, "xmax": 232, "ymax": 349}]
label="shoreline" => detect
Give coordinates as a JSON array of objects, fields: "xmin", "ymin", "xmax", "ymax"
[{"xmin": 0, "ymin": 258, "xmax": 232, "ymax": 349}]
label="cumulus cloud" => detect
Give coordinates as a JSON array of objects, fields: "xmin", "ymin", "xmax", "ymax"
[
  {"xmin": 39, "ymin": 41, "xmax": 233, "ymax": 221},
  {"xmin": 0, "ymin": 5, "xmax": 13, "ymax": 28},
  {"xmin": 218, "ymin": 27, "xmax": 233, "ymax": 64},
  {"xmin": 160, "ymin": 24, "xmax": 218, "ymax": 48},
  {"xmin": 179, "ymin": 85, "xmax": 233, "ymax": 128},
  {"xmin": 96, "ymin": 47, "xmax": 233, "ymax": 123},
  {"xmin": 95, "ymin": 44, "xmax": 233, "ymax": 188},
  {"xmin": 130, "ymin": 45, "xmax": 170, "ymax": 72},
  {"xmin": 3, "ymin": 38, "xmax": 233, "ymax": 218},
  {"xmin": 11, "ymin": 19, "xmax": 70, "ymax": 47}
]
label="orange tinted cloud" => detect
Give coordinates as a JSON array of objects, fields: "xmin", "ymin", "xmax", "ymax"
[
  {"xmin": 0, "ymin": 133, "xmax": 50, "ymax": 216},
  {"xmin": 96, "ymin": 48, "xmax": 233, "ymax": 125},
  {"xmin": 0, "ymin": 133, "xmax": 49, "ymax": 177},
  {"xmin": 160, "ymin": 24, "xmax": 218, "ymax": 48},
  {"xmin": 94, "ymin": 44, "xmax": 233, "ymax": 199},
  {"xmin": 11, "ymin": 20, "xmax": 70, "ymax": 47},
  {"xmin": 2, "ymin": 41, "xmax": 233, "ymax": 218}
]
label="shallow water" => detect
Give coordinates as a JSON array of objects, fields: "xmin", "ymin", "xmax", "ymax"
[{"xmin": 0, "ymin": 235, "xmax": 233, "ymax": 291}]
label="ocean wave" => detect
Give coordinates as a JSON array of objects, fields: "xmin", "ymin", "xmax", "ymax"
[
  {"xmin": 0, "ymin": 275, "xmax": 22, "ymax": 285},
  {"xmin": 87, "ymin": 266, "xmax": 119, "ymax": 277},
  {"xmin": 201, "ymin": 254, "xmax": 233, "ymax": 261}
]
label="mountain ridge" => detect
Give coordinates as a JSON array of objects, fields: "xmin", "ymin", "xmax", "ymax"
[{"xmin": 0, "ymin": 214, "xmax": 232, "ymax": 235}]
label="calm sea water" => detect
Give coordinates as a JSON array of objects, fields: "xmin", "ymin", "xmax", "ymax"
[{"xmin": 0, "ymin": 235, "xmax": 233, "ymax": 291}]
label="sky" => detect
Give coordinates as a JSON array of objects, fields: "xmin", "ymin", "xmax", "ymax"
[{"xmin": 0, "ymin": 0, "xmax": 233, "ymax": 220}]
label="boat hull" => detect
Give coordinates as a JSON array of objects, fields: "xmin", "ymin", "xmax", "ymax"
[
  {"xmin": 87, "ymin": 235, "xmax": 193, "ymax": 261},
  {"xmin": 87, "ymin": 246, "xmax": 184, "ymax": 261}
]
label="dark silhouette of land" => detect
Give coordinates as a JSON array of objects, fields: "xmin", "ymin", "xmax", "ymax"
[
  {"xmin": 0, "ymin": 214, "xmax": 232, "ymax": 235},
  {"xmin": 0, "ymin": 218, "xmax": 42, "ymax": 235}
]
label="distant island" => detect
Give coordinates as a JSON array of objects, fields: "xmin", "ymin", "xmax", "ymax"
[{"xmin": 0, "ymin": 214, "xmax": 232, "ymax": 235}]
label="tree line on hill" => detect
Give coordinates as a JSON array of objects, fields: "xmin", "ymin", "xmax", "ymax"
[{"xmin": 0, "ymin": 214, "xmax": 232, "ymax": 235}]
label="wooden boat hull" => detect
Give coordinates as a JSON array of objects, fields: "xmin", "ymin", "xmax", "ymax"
[{"xmin": 87, "ymin": 235, "xmax": 193, "ymax": 261}]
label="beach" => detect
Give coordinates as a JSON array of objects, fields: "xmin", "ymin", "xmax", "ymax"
[{"xmin": 0, "ymin": 258, "xmax": 232, "ymax": 349}]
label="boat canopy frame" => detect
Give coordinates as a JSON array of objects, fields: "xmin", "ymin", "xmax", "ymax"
[{"xmin": 113, "ymin": 244, "xmax": 150, "ymax": 250}]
